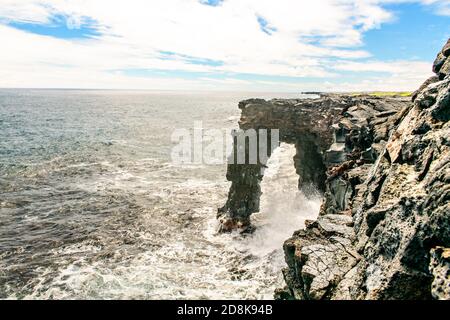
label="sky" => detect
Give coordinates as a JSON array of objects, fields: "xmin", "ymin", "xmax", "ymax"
[{"xmin": 0, "ymin": 0, "xmax": 449, "ymax": 92}]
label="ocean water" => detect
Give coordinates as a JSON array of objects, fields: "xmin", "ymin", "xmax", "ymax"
[{"xmin": 0, "ymin": 89, "xmax": 320, "ymax": 300}]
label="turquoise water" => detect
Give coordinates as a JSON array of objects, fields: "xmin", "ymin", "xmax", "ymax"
[{"xmin": 0, "ymin": 89, "xmax": 317, "ymax": 299}]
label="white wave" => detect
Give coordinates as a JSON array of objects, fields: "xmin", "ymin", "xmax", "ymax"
[
  {"xmin": 248, "ymin": 143, "xmax": 321, "ymax": 255},
  {"xmin": 10, "ymin": 145, "xmax": 321, "ymax": 300}
]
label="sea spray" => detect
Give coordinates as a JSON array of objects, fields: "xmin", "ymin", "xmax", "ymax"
[
  {"xmin": 210, "ymin": 143, "xmax": 322, "ymax": 298},
  {"xmin": 247, "ymin": 143, "xmax": 321, "ymax": 256}
]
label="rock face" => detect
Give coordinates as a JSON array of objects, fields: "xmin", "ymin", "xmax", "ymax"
[
  {"xmin": 277, "ymin": 40, "xmax": 450, "ymax": 300},
  {"xmin": 218, "ymin": 95, "xmax": 407, "ymax": 232},
  {"xmin": 434, "ymin": 38, "xmax": 450, "ymax": 80},
  {"xmin": 275, "ymin": 94, "xmax": 415, "ymax": 300},
  {"xmin": 220, "ymin": 39, "xmax": 450, "ymax": 299}
]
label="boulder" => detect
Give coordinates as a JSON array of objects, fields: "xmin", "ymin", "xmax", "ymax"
[
  {"xmin": 442, "ymin": 38, "xmax": 450, "ymax": 57},
  {"xmin": 439, "ymin": 57, "xmax": 450, "ymax": 80},
  {"xmin": 412, "ymin": 76, "xmax": 439, "ymax": 102},
  {"xmin": 429, "ymin": 247, "xmax": 450, "ymax": 300},
  {"xmin": 433, "ymin": 52, "xmax": 447, "ymax": 74}
]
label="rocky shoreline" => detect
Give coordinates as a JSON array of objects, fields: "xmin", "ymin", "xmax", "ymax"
[{"xmin": 219, "ymin": 40, "xmax": 450, "ymax": 299}]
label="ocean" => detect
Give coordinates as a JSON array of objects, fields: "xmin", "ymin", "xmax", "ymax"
[{"xmin": 0, "ymin": 89, "xmax": 320, "ymax": 299}]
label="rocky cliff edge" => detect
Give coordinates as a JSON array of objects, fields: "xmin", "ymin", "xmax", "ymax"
[{"xmin": 276, "ymin": 39, "xmax": 450, "ymax": 300}]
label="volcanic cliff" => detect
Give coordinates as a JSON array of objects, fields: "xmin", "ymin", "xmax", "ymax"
[{"xmin": 219, "ymin": 39, "xmax": 450, "ymax": 299}]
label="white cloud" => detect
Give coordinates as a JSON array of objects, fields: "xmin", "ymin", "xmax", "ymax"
[
  {"xmin": 333, "ymin": 60, "xmax": 431, "ymax": 77},
  {"xmin": 416, "ymin": 0, "xmax": 450, "ymax": 16},
  {"xmin": 0, "ymin": 0, "xmax": 444, "ymax": 91}
]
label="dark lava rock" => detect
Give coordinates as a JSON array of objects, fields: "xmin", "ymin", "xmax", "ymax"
[{"xmin": 219, "ymin": 39, "xmax": 450, "ymax": 300}]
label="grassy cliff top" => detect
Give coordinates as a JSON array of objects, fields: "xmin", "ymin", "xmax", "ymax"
[{"xmin": 349, "ymin": 91, "xmax": 412, "ymax": 97}]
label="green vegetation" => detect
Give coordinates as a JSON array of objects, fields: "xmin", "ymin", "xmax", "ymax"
[{"xmin": 350, "ymin": 91, "xmax": 412, "ymax": 97}]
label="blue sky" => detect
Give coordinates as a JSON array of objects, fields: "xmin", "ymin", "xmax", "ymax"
[
  {"xmin": 0, "ymin": 0, "xmax": 449, "ymax": 91},
  {"xmin": 7, "ymin": 14, "xmax": 101, "ymax": 39},
  {"xmin": 363, "ymin": 2, "xmax": 449, "ymax": 61}
]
